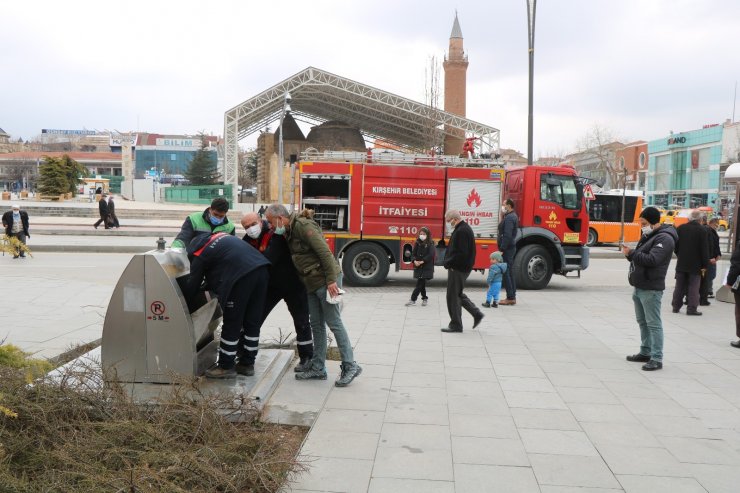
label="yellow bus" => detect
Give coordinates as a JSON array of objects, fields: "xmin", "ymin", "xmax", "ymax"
[{"xmin": 586, "ymin": 190, "xmax": 643, "ymax": 246}]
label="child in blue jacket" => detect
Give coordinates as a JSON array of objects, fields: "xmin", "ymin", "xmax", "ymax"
[{"xmin": 483, "ymin": 251, "xmax": 507, "ymax": 308}]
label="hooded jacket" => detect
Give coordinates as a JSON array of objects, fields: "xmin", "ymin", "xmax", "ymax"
[{"xmin": 627, "ymin": 224, "xmax": 678, "ymax": 291}]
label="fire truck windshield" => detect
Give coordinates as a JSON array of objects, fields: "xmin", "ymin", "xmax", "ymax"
[{"xmin": 540, "ymin": 174, "xmax": 579, "ymax": 210}]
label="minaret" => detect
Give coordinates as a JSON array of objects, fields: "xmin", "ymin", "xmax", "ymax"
[{"xmin": 443, "ymin": 12, "xmax": 468, "ymax": 155}]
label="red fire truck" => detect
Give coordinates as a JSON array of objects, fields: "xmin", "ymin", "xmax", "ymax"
[{"xmin": 298, "ymin": 153, "xmax": 590, "ymax": 289}]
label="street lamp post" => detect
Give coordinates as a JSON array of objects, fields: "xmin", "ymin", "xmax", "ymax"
[
  {"xmin": 527, "ymin": 0, "xmax": 537, "ymax": 166},
  {"xmin": 277, "ymin": 91, "xmax": 292, "ymax": 206}
]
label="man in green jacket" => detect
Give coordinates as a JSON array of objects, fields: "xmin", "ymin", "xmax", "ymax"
[
  {"xmin": 265, "ymin": 203, "xmax": 362, "ymax": 387},
  {"xmin": 171, "ymin": 197, "xmax": 235, "ymax": 249}
]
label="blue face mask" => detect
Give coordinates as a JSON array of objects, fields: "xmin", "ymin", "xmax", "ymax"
[
  {"xmin": 209, "ymin": 215, "xmax": 224, "ymax": 226},
  {"xmin": 274, "ymin": 218, "xmax": 286, "ymax": 235}
]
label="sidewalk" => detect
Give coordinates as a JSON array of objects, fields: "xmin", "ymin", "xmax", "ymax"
[{"xmin": 273, "ymin": 261, "xmax": 740, "ymax": 493}]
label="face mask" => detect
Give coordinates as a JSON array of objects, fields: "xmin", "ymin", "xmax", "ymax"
[
  {"xmin": 246, "ymin": 224, "xmax": 261, "ymax": 239},
  {"xmin": 209, "ymin": 215, "xmax": 224, "ymax": 226},
  {"xmin": 501, "ymin": 206, "xmax": 508, "ymax": 213},
  {"xmin": 274, "ymin": 219, "xmax": 286, "ymax": 235},
  {"xmin": 418, "ymin": 234, "xmax": 427, "ymax": 241},
  {"xmin": 641, "ymin": 225, "xmax": 653, "ymax": 236}
]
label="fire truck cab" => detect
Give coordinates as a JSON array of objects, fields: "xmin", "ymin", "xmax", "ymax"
[{"xmin": 298, "ymin": 153, "xmax": 589, "ymax": 289}]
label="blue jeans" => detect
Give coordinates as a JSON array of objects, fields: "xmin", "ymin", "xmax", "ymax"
[
  {"xmin": 306, "ymin": 284, "xmax": 354, "ymax": 370},
  {"xmin": 632, "ymin": 288, "xmax": 664, "ymax": 362},
  {"xmin": 486, "ymin": 281, "xmax": 502, "ymax": 303}
]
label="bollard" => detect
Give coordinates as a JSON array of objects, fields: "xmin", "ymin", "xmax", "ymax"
[{"xmin": 156, "ymin": 237, "xmax": 166, "ymax": 251}]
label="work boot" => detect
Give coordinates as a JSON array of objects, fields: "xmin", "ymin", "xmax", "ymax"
[
  {"xmin": 295, "ymin": 367, "xmax": 328, "ymax": 381},
  {"xmin": 335, "ymin": 362, "xmax": 362, "ymax": 387},
  {"xmin": 294, "ymin": 355, "xmax": 312, "ymax": 373},
  {"xmin": 205, "ymin": 366, "xmax": 237, "ymax": 379},
  {"xmin": 235, "ymin": 363, "xmax": 255, "ymax": 376}
]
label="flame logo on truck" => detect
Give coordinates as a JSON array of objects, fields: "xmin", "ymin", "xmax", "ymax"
[{"xmin": 467, "ymin": 189, "xmax": 482, "ymax": 208}]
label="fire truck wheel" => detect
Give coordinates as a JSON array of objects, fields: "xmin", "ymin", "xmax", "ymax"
[
  {"xmin": 514, "ymin": 244, "xmax": 553, "ymax": 290},
  {"xmin": 342, "ymin": 242, "xmax": 390, "ymax": 287},
  {"xmin": 586, "ymin": 228, "xmax": 599, "ymax": 247}
]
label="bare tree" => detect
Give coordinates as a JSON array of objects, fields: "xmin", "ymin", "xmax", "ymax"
[
  {"xmin": 422, "ymin": 56, "xmax": 443, "ymax": 154},
  {"xmin": 238, "ymin": 147, "xmax": 258, "ymax": 188},
  {"xmin": 576, "ymin": 124, "xmax": 624, "ymax": 189}
]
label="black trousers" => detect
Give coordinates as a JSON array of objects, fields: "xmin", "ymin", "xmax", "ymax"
[
  {"xmin": 672, "ymin": 272, "xmax": 701, "ymax": 312},
  {"xmin": 219, "ymin": 266, "xmax": 268, "ymax": 368},
  {"xmin": 411, "ymin": 278, "xmax": 428, "ymax": 301},
  {"xmin": 735, "ymin": 290, "xmax": 740, "ymax": 338},
  {"xmin": 446, "ymin": 268, "xmax": 482, "ymax": 331},
  {"xmin": 261, "ymin": 283, "xmax": 314, "ymax": 359},
  {"xmin": 94, "ymin": 213, "xmax": 110, "ymax": 229},
  {"xmin": 502, "ymin": 250, "xmax": 517, "ymax": 300}
]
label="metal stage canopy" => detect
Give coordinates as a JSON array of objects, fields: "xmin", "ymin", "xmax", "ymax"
[{"xmin": 223, "ymin": 66, "xmax": 500, "ymax": 202}]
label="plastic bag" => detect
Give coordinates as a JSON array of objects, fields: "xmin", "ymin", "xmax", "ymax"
[{"xmin": 326, "ymin": 288, "xmax": 346, "ymax": 304}]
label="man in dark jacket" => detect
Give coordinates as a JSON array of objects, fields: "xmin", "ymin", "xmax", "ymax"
[
  {"xmin": 93, "ymin": 194, "xmax": 110, "ymax": 229},
  {"xmin": 621, "ymin": 207, "xmax": 678, "ymax": 371},
  {"xmin": 498, "ymin": 198, "xmax": 519, "ymax": 305},
  {"xmin": 241, "ymin": 211, "xmax": 314, "ymax": 372},
  {"xmin": 671, "ymin": 210, "xmax": 709, "ymax": 315},
  {"xmin": 442, "ymin": 209, "xmax": 484, "ymax": 332},
  {"xmin": 699, "ymin": 216, "xmax": 721, "ymax": 304},
  {"xmin": 182, "ymin": 232, "xmax": 270, "ymax": 379},
  {"xmin": 2, "ymin": 204, "xmax": 30, "ymax": 258}
]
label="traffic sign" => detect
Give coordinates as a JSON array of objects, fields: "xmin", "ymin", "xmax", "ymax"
[{"xmin": 583, "ymin": 184, "xmax": 595, "ymax": 201}]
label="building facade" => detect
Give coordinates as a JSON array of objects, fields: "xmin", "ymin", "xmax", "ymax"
[
  {"xmin": 647, "ymin": 126, "xmax": 723, "ymax": 208},
  {"xmin": 615, "ymin": 141, "xmax": 648, "ymax": 194}
]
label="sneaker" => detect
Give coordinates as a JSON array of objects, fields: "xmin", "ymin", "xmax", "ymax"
[
  {"xmin": 626, "ymin": 353, "xmax": 651, "ymax": 363},
  {"xmin": 295, "ymin": 367, "xmax": 328, "ymax": 380},
  {"xmin": 235, "ymin": 363, "xmax": 255, "ymax": 376},
  {"xmin": 491, "ymin": 301, "xmax": 498, "ymax": 308},
  {"xmin": 642, "ymin": 360, "xmax": 663, "ymax": 371},
  {"xmin": 421, "ymin": 299, "xmax": 428, "ymax": 306},
  {"xmin": 205, "ymin": 366, "xmax": 237, "ymax": 379},
  {"xmin": 335, "ymin": 362, "xmax": 362, "ymax": 387},
  {"xmin": 481, "ymin": 301, "xmax": 491, "ymax": 308},
  {"xmin": 405, "ymin": 300, "xmax": 416, "ymax": 306},
  {"xmin": 294, "ymin": 355, "xmax": 312, "ymax": 373}
]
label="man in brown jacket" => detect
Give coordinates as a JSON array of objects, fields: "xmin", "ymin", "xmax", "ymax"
[{"xmin": 265, "ymin": 204, "xmax": 362, "ymax": 387}]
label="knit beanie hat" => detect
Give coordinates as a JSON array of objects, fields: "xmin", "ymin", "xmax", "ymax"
[
  {"xmin": 491, "ymin": 251, "xmax": 504, "ymax": 262},
  {"xmin": 639, "ymin": 207, "xmax": 661, "ymax": 225}
]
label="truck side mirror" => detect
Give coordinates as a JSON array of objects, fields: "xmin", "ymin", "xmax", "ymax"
[{"xmin": 575, "ymin": 183, "xmax": 584, "ymax": 212}]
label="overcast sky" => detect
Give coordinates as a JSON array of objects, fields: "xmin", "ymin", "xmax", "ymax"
[{"xmin": 1, "ymin": 0, "xmax": 738, "ymax": 157}]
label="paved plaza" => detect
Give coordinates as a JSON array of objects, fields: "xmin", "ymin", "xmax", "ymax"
[{"xmin": 2, "ymin": 246, "xmax": 739, "ymax": 492}]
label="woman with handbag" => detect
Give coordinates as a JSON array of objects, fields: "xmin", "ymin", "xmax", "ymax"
[
  {"xmin": 727, "ymin": 240, "xmax": 740, "ymax": 348},
  {"xmin": 405, "ymin": 227, "xmax": 435, "ymax": 307}
]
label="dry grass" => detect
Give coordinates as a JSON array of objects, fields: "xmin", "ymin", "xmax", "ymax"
[{"xmin": 0, "ymin": 345, "xmax": 307, "ymax": 492}]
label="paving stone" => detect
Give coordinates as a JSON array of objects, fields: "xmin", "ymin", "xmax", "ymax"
[
  {"xmin": 580, "ymin": 421, "xmax": 663, "ymax": 448},
  {"xmin": 454, "ymin": 464, "xmax": 540, "ymax": 493},
  {"xmin": 289, "ymin": 456, "xmax": 372, "ymax": 493},
  {"xmin": 449, "ymin": 413, "xmax": 519, "ymax": 439},
  {"xmin": 301, "ymin": 430, "xmax": 380, "ymax": 460},
  {"xmin": 384, "ymin": 403, "xmax": 449, "ymax": 425},
  {"xmin": 504, "ymin": 390, "xmax": 568, "ymax": 410},
  {"xmin": 451, "ymin": 436, "xmax": 529, "ymax": 466},
  {"xmin": 373, "ymin": 446, "xmax": 453, "ymax": 481},
  {"xmin": 367, "ymin": 478, "xmax": 454, "ymax": 493},
  {"xmin": 378, "ymin": 423, "xmax": 451, "ymax": 450},
  {"xmin": 595, "ymin": 444, "xmax": 690, "ymax": 477},
  {"xmin": 658, "ymin": 436, "xmax": 740, "ymax": 465},
  {"xmin": 616, "ymin": 474, "xmax": 707, "ymax": 493},
  {"xmin": 511, "ymin": 408, "xmax": 582, "ymax": 431},
  {"xmin": 528, "ymin": 454, "xmax": 621, "ymax": 488},
  {"xmin": 519, "ymin": 429, "xmax": 599, "ymax": 456}
]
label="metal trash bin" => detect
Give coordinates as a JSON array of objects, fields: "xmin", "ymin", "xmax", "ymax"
[{"xmin": 101, "ymin": 247, "xmax": 222, "ymax": 383}]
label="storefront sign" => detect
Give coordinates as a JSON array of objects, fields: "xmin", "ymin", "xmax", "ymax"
[{"xmin": 667, "ymin": 136, "xmax": 686, "ymax": 145}]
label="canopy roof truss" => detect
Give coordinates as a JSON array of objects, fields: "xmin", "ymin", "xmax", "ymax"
[{"xmin": 223, "ymin": 66, "xmax": 500, "ymax": 200}]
